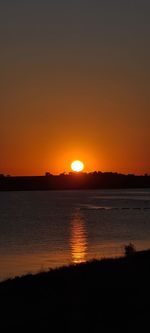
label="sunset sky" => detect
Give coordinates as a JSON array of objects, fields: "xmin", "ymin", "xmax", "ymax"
[{"xmin": 0, "ymin": 0, "xmax": 150, "ymax": 175}]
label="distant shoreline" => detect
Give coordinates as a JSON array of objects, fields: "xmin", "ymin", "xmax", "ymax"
[{"xmin": 0, "ymin": 172, "xmax": 150, "ymax": 191}]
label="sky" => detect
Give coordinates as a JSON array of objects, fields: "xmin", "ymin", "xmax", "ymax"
[{"xmin": 0, "ymin": 0, "xmax": 150, "ymax": 175}]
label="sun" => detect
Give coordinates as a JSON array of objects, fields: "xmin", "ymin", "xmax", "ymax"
[{"xmin": 71, "ymin": 160, "xmax": 84, "ymax": 172}]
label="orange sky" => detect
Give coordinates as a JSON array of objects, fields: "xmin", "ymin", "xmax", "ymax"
[{"xmin": 0, "ymin": 1, "xmax": 150, "ymax": 176}]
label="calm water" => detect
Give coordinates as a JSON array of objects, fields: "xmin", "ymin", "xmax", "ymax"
[{"xmin": 0, "ymin": 189, "xmax": 150, "ymax": 281}]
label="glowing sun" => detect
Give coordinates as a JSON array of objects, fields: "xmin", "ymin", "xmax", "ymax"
[{"xmin": 71, "ymin": 160, "xmax": 84, "ymax": 172}]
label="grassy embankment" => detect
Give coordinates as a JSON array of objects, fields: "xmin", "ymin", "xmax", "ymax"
[{"xmin": 1, "ymin": 250, "xmax": 150, "ymax": 331}]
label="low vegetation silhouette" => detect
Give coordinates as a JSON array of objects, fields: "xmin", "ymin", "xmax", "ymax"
[{"xmin": 124, "ymin": 243, "xmax": 136, "ymax": 257}]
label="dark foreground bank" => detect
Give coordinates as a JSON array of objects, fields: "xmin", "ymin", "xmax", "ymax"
[{"xmin": 1, "ymin": 250, "xmax": 150, "ymax": 332}]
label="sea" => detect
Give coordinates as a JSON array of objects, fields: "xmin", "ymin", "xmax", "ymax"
[{"xmin": 0, "ymin": 189, "xmax": 150, "ymax": 281}]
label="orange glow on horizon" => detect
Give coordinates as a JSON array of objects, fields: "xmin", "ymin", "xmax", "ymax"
[{"xmin": 0, "ymin": 2, "xmax": 149, "ymax": 177}]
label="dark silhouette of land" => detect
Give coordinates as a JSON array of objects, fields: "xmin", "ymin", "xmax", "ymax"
[
  {"xmin": 1, "ymin": 249, "xmax": 150, "ymax": 331},
  {"xmin": 0, "ymin": 172, "xmax": 150, "ymax": 191}
]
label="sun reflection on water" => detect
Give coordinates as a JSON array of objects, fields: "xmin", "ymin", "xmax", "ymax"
[{"xmin": 70, "ymin": 209, "xmax": 87, "ymax": 264}]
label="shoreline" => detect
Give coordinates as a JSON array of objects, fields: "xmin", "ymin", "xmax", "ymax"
[{"xmin": 1, "ymin": 249, "xmax": 150, "ymax": 330}]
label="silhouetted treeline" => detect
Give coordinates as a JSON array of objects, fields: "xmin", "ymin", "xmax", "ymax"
[{"xmin": 0, "ymin": 172, "xmax": 150, "ymax": 191}]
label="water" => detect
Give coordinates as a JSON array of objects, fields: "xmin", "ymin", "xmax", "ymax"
[{"xmin": 0, "ymin": 189, "xmax": 150, "ymax": 281}]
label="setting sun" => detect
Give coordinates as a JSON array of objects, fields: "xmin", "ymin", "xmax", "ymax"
[{"xmin": 71, "ymin": 160, "xmax": 84, "ymax": 172}]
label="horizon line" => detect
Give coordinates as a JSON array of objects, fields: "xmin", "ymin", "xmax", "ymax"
[{"xmin": 0, "ymin": 171, "xmax": 150, "ymax": 178}]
